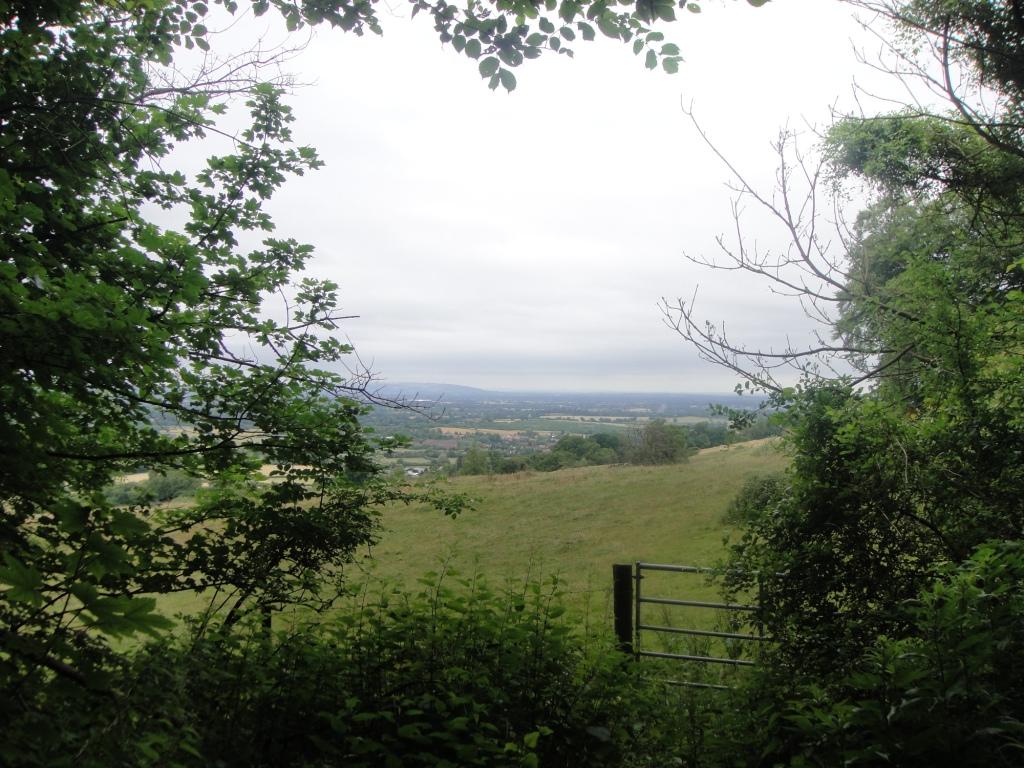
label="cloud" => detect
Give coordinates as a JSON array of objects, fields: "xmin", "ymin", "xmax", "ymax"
[{"xmin": 195, "ymin": 1, "xmax": 893, "ymax": 391}]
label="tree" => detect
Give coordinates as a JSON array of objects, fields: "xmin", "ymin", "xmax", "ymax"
[
  {"xmin": 459, "ymin": 445, "xmax": 492, "ymax": 475},
  {"xmin": 627, "ymin": 419, "xmax": 692, "ymax": 465},
  {"xmin": 664, "ymin": 2, "xmax": 1024, "ymax": 760}
]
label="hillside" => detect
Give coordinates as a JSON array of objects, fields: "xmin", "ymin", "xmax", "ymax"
[{"xmin": 358, "ymin": 439, "xmax": 787, "ymax": 615}]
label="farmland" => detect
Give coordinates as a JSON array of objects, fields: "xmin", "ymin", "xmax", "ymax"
[{"xmin": 361, "ymin": 386, "xmax": 770, "ymax": 473}]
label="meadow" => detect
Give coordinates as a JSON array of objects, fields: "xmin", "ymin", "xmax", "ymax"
[
  {"xmin": 357, "ymin": 439, "xmax": 786, "ymax": 621},
  {"xmin": 158, "ymin": 437, "xmax": 786, "ymax": 656}
]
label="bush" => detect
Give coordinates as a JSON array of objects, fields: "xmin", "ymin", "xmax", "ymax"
[
  {"xmin": 627, "ymin": 420, "xmax": 692, "ymax": 466},
  {"xmin": 8, "ymin": 573, "xmax": 690, "ymax": 767},
  {"xmin": 722, "ymin": 474, "xmax": 787, "ymax": 525},
  {"xmin": 772, "ymin": 541, "xmax": 1024, "ymax": 767},
  {"xmin": 104, "ymin": 470, "xmax": 202, "ymax": 505}
]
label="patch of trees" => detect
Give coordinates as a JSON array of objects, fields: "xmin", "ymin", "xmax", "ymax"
[
  {"xmin": 456, "ymin": 420, "xmax": 692, "ymax": 475},
  {"xmin": 104, "ymin": 470, "xmax": 203, "ymax": 505},
  {"xmin": 455, "ymin": 417, "xmax": 781, "ymax": 475}
]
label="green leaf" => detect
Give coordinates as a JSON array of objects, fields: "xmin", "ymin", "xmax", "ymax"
[
  {"xmin": 577, "ymin": 21, "xmax": 595, "ymax": 40},
  {"xmin": 655, "ymin": 3, "xmax": 675, "ymax": 21},
  {"xmin": 397, "ymin": 724, "xmax": 421, "ymax": 738},
  {"xmin": 539, "ymin": 17, "xmax": 555, "ymax": 33},
  {"xmin": 83, "ymin": 596, "xmax": 174, "ymax": 638},
  {"xmin": 499, "ymin": 68, "xmax": 517, "ymax": 91},
  {"xmin": 597, "ymin": 16, "xmax": 619, "ymax": 39},
  {"xmin": 466, "ymin": 38, "xmax": 482, "ymax": 58},
  {"xmin": 498, "ymin": 48, "xmax": 524, "ymax": 66},
  {"xmin": 0, "ymin": 554, "xmax": 43, "ymax": 606},
  {"xmin": 558, "ymin": 0, "xmax": 580, "ymax": 22},
  {"xmin": 662, "ymin": 56, "xmax": 679, "ymax": 74},
  {"xmin": 645, "ymin": 49, "xmax": 657, "ymax": 69},
  {"xmin": 479, "ymin": 56, "xmax": 500, "ymax": 77},
  {"xmin": 660, "ymin": 43, "xmax": 680, "ymax": 56}
]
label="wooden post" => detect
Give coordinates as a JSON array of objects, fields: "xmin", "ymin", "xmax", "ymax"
[{"xmin": 613, "ymin": 563, "xmax": 633, "ymax": 655}]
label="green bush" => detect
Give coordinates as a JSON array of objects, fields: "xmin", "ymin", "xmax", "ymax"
[
  {"xmin": 7, "ymin": 573, "xmax": 690, "ymax": 767},
  {"xmin": 775, "ymin": 541, "xmax": 1024, "ymax": 767},
  {"xmin": 722, "ymin": 474, "xmax": 787, "ymax": 525},
  {"xmin": 626, "ymin": 420, "xmax": 692, "ymax": 466},
  {"xmin": 104, "ymin": 470, "xmax": 202, "ymax": 505}
]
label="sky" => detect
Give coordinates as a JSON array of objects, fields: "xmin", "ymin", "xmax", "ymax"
[{"xmin": 209, "ymin": 0, "xmax": 902, "ymax": 392}]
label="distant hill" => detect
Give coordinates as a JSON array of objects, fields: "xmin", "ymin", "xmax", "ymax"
[
  {"xmin": 374, "ymin": 382, "xmax": 496, "ymax": 402},
  {"xmin": 375, "ymin": 382, "xmax": 765, "ymax": 410}
]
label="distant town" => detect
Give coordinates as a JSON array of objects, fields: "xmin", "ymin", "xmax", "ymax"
[{"xmin": 363, "ymin": 384, "xmax": 773, "ymax": 476}]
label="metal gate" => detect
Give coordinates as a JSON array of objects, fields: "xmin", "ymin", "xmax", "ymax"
[{"xmin": 613, "ymin": 562, "xmax": 767, "ymax": 689}]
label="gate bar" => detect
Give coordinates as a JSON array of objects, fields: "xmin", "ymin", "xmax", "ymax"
[
  {"xmin": 638, "ymin": 650, "xmax": 756, "ymax": 666},
  {"xmin": 639, "ymin": 596, "xmax": 759, "ymax": 612},
  {"xmin": 637, "ymin": 623, "xmax": 767, "ymax": 642},
  {"xmin": 663, "ymin": 679, "xmax": 732, "ymax": 691}
]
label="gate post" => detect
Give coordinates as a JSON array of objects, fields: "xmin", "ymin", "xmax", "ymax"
[{"xmin": 612, "ymin": 563, "xmax": 633, "ymax": 655}]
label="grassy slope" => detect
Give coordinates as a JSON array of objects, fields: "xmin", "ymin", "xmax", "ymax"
[
  {"xmin": 161, "ymin": 438, "xmax": 786, "ymax": 649},
  {"xmin": 359, "ymin": 439, "xmax": 786, "ymax": 616}
]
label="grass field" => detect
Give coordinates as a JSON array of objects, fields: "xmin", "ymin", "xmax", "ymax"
[
  {"xmin": 357, "ymin": 439, "xmax": 787, "ymax": 627},
  {"xmin": 160, "ymin": 438, "xmax": 786, "ymax": 664}
]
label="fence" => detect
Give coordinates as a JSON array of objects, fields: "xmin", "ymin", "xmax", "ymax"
[{"xmin": 613, "ymin": 562, "xmax": 768, "ymax": 689}]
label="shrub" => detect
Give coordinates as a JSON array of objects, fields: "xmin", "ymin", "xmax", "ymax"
[
  {"xmin": 8, "ymin": 573, "xmax": 690, "ymax": 767},
  {"xmin": 626, "ymin": 420, "xmax": 692, "ymax": 466},
  {"xmin": 776, "ymin": 541, "xmax": 1024, "ymax": 767},
  {"xmin": 722, "ymin": 474, "xmax": 787, "ymax": 525},
  {"xmin": 104, "ymin": 470, "xmax": 202, "ymax": 505}
]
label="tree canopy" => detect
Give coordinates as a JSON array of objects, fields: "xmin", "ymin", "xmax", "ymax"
[{"xmin": 667, "ymin": 1, "xmax": 1024, "ymax": 762}]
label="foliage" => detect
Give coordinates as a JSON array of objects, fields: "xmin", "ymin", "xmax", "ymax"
[
  {"xmin": 3, "ymin": 572, "xmax": 688, "ymax": 767},
  {"xmin": 456, "ymin": 420, "xmax": 712, "ymax": 475},
  {"xmin": 726, "ymin": 108, "xmax": 1024, "ymax": 675},
  {"xmin": 459, "ymin": 445, "xmax": 495, "ymax": 475},
  {"xmin": 0, "ymin": 0, "xmax": 426, "ymax": 701},
  {"xmin": 666, "ymin": 1, "xmax": 1024, "ymax": 763},
  {"xmin": 721, "ymin": 472, "xmax": 785, "ymax": 525},
  {"xmin": 685, "ymin": 0, "xmax": 1019, "ymax": 652},
  {"xmin": 778, "ymin": 540, "xmax": 1024, "ymax": 767},
  {"xmin": 104, "ymin": 471, "xmax": 203, "ymax": 505},
  {"xmin": 625, "ymin": 419, "xmax": 694, "ymax": 465}
]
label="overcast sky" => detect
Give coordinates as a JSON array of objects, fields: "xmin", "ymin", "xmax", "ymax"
[{"xmin": 219, "ymin": 0, "xmax": 899, "ymax": 392}]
